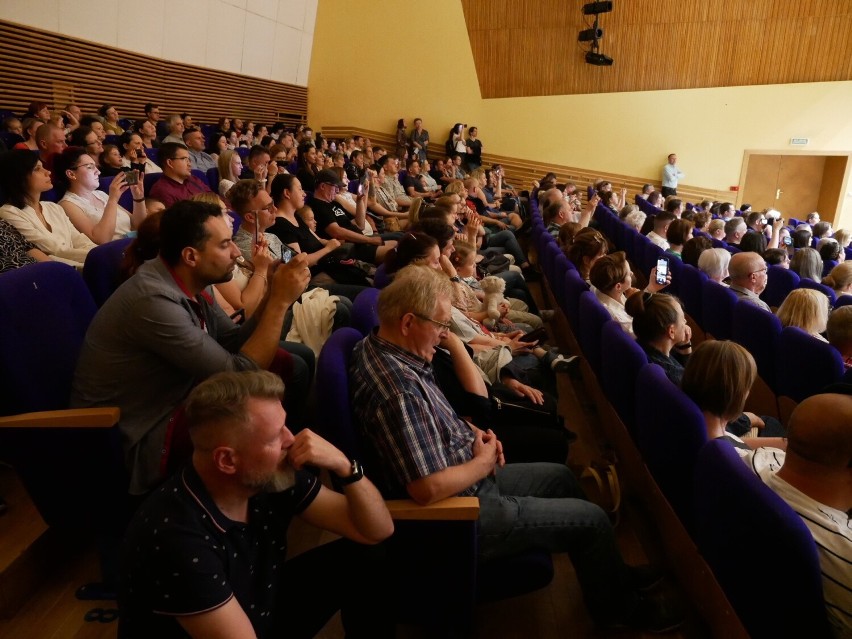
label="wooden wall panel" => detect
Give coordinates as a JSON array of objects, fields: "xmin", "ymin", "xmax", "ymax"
[
  {"xmin": 461, "ymin": 0, "xmax": 852, "ymax": 98},
  {"xmin": 321, "ymin": 125, "xmax": 731, "ymax": 206},
  {"xmin": 0, "ymin": 20, "xmax": 307, "ymax": 127}
]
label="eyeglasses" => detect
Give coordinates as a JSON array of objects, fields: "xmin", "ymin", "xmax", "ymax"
[
  {"xmin": 71, "ymin": 162, "xmax": 97, "ymax": 171},
  {"xmin": 248, "ymin": 202, "xmax": 276, "ymax": 215},
  {"xmin": 412, "ymin": 313, "xmax": 451, "ymax": 332},
  {"xmin": 750, "ymin": 266, "xmax": 768, "ymax": 276},
  {"xmin": 172, "ymin": 156, "xmax": 191, "ymax": 162}
]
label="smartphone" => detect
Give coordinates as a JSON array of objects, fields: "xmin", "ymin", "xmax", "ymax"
[
  {"xmin": 519, "ymin": 327, "xmax": 548, "ymax": 343},
  {"xmin": 276, "ymin": 160, "xmax": 288, "ymax": 168},
  {"xmin": 783, "ymin": 236, "xmax": 792, "ymax": 246},
  {"xmin": 253, "ymin": 222, "xmax": 259, "ymax": 247},
  {"xmin": 655, "ymin": 256, "xmax": 669, "ymax": 285},
  {"xmin": 358, "ymin": 171, "xmax": 369, "ymax": 194},
  {"xmin": 281, "ymin": 247, "xmax": 293, "ymax": 264},
  {"xmin": 121, "ymin": 167, "xmax": 139, "ymax": 186}
]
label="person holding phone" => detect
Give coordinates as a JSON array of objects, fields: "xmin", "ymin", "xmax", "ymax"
[
  {"xmin": 119, "ymin": 132, "xmax": 162, "ymax": 174},
  {"xmin": 55, "ymin": 147, "xmax": 147, "ymax": 244},
  {"xmin": 590, "ymin": 251, "xmax": 670, "ymax": 337}
]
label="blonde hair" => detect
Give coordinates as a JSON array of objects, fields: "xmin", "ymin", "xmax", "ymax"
[
  {"xmin": 776, "ymin": 289, "xmax": 829, "ymax": 335},
  {"xmin": 708, "ymin": 219, "xmax": 725, "ymax": 236},
  {"xmin": 822, "ymin": 262, "xmax": 852, "ymax": 295},
  {"xmin": 833, "ymin": 229, "xmax": 851, "ymax": 249},
  {"xmin": 218, "ymin": 149, "xmax": 238, "ymax": 182},
  {"xmin": 377, "ymin": 265, "xmax": 453, "ymax": 327},
  {"xmin": 682, "ymin": 341, "xmax": 756, "ymax": 421},
  {"xmin": 444, "ymin": 180, "xmax": 464, "ymax": 197},
  {"xmin": 624, "ymin": 210, "xmax": 646, "ymax": 232}
]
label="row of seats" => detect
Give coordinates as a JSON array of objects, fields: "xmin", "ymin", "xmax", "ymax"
[{"xmin": 529, "ymin": 197, "xmax": 831, "ymax": 637}]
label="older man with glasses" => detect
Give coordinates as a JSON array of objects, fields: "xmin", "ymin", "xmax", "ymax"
[
  {"xmin": 149, "ymin": 142, "xmax": 213, "ymax": 208},
  {"xmin": 728, "ymin": 251, "xmax": 772, "ymax": 311}
]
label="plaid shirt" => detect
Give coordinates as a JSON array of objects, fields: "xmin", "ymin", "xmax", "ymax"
[{"xmin": 350, "ymin": 333, "xmax": 478, "ymax": 499}]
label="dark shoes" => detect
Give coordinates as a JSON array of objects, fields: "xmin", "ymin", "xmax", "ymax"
[
  {"xmin": 629, "ymin": 564, "xmax": 665, "ymax": 593},
  {"xmin": 602, "ymin": 587, "xmax": 685, "ymax": 634}
]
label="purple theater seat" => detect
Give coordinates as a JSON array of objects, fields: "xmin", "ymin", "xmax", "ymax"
[
  {"xmin": 776, "ymin": 327, "xmax": 844, "ymax": 403},
  {"xmin": 761, "ymin": 265, "xmax": 799, "ymax": 308},
  {"xmin": 82, "ymin": 238, "xmax": 134, "ymax": 307},
  {"xmin": 701, "ymin": 279, "xmax": 738, "ymax": 340},
  {"xmin": 600, "ymin": 320, "xmax": 647, "ymax": 436},
  {"xmin": 577, "ymin": 291, "xmax": 612, "ymax": 377},
  {"xmin": 694, "ymin": 440, "xmax": 830, "ymax": 638},
  {"xmin": 799, "ymin": 278, "xmax": 837, "ymax": 305}
]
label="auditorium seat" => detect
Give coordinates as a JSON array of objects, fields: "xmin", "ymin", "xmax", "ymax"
[
  {"xmin": 315, "ymin": 328, "xmax": 553, "ymax": 632},
  {"xmin": 693, "ymin": 440, "xmax": 830, "ymax": 638},
  {"xmin": 82, "ymin": 238, "xmax": 133, "ymax": 307},
  {"xmin": 798, "ymin": 278, "xmax": 836, "ymax": 305},
  {"xmin": 761, "ymin": 265, "xmax": 799, "ymax": 309},
  {"xmin": 701, "ymin": 279, "xmax": 738, "ymax": 340},
  {"xmin": 635, "ymin": 363, "xmax": 707, "ymax": 529},
  {"xmin": 600, "ymin": 320, "xmax": 647, "ymax": 437}
]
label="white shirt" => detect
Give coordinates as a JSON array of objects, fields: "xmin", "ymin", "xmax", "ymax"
[
  {"xmin": 0, "ymin": 201, "xmax": 96, "ymax": 268},
  {"xmin": 60, "ymin": 190, "xmax": 132, "ymax": 240},
  {"xmin": 647, "ymin": 231, "xmax": 670, "ymax": 250},
  {"xmin": 758, "ymin": 467, "xmax": 852, "ymax": 637},
  {"xmin": 662, "ymin": 163, "xmax": 684, "ymax": 188},
  {"xmin": 593, "ymin": 287, "xmax": 634, "ymax": 337}
]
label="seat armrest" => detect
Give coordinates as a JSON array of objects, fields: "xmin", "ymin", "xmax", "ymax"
[
  {"xmin": 386, "ymin": 496, "xmax": 479, "ymax": 521},
  {"xmin": 0, "ymin": 407, "xmax": 120, "ymax": 428}
]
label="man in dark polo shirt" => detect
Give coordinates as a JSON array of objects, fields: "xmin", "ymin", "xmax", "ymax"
[
  {"xmin": 119, "ymin": 370, "xmax": 394, "ymax": 639},
  {"xmin": 308, "ymin": 168, "xmax": 397, "ymax": 265},
  {"xmin": 149, "ymin": 142, "xmax": 212, "ymax": 208}
]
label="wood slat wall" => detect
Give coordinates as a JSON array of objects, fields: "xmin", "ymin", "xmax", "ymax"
[
  {"xmin": 0, "ymin": 20, "xmax": 307, "ymax": 127},
  {"xmin": 461, "ymin": 0, "xmax": 852, "ymax": 98},
  {"xmin": 321, "ymin": 125, "xmax": 731, "ymax": 205}
]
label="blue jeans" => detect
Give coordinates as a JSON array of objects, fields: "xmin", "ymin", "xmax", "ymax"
[
  {"xmin": 476, "ymin": 463, "xmax": 636, "ymax": 624},
  {"xmin": 485, "ymin": 229, "xmax": 527, "ymax": 266}
]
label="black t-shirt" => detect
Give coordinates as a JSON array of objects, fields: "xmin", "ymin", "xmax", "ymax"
[
  {"xmin": 296, "ymin": 168, "xmax": 317, "ymax": 192},
  {"xmin": 309, "ymin": 196, "xmax": 360, "ymax": 239},
  {"xmin": 401, "ymin": 173, "xmax": 428, "ymax": 194},
  {"xmin": 466, "ymin": 139, "xmax": 482, "ymax": 164},
  {"xmin": 118, "ymin": 464, "xmax": 320, "ymax": 639},
  {"xmin": 267, "ymin": 216, "xmax": 324, "ymax": 254},
  {"xmin": 345, "ymin": 164, "xmax": 364, "ymax": 182}
]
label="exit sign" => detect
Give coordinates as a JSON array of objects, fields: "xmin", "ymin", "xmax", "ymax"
[{"xmin": 790, "ymin": 138, "xmax": 809, "ymax": 145}]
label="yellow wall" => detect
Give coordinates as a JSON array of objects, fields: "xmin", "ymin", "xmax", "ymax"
[{"xmin": 309, "ymin": 0, "xmax": 852, "ymax": 224}]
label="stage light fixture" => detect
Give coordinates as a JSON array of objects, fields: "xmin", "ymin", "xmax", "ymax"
[
  {"xmin": 585, "ymin": 51, "xmax": 613, "ymax": 66},
  {"xmin": 578, "ymin": 26, "xmax": 603, "ymax": 42},
  {"xmin": 582, "ymin": 1, "xmax": 612, "ymax": 15}
]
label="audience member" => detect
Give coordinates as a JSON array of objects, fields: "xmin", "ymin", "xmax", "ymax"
[
  {"xmin": 665, "ymin": 219, "xmax": 693, "ymax": 260},
  {"xmin": 647, "ymin": 211, "xmax": 675, "ymax": 249},
  {"xmin": 727, "ymin": 252, "xmax": 770, "ymax": 311},
  {"xmin": 792, "ymin": 227, "xmax": 813, "ymax": 250},
  {"xmin": 738, "ymin": 230, "xmax": 767, "ymax": 254},
  {"xmin": 34, "ymin": 122, "xmax": 67, "ymax": 170},
  {"xmin": 724, "ymin": 217, "xmax": 747, "ymax": 246},
  {"xmin": 149, "ymin": 142, "xmax": 213, "ymax": 207},
  {"xmin": 755, "ymin": 394, "xmax": 852, "ymax": 638},
  {"xmin": 0, "ymin": 149, "xmax": 96, "ymax": 268},
  {"xmin": 98, "ymin": 104, "xmax": 124, "ymax": 135},
  {"xmin": 565, "ymin": 227, "xmax": 609, "ymax": 282},
  {"xmin": 764, "ymin": 247, "xmax": 790, "ymax": 268},
  {"xmin": 682, "ymin": 236, "xmax": 712, "ymax": 268},
  {"xmin": 183, "ymin": 127, "xmax": 217, "ymax": 172},
  {"xmin": 55, "ymin": 147, "xmax": 147, "ymax": 244},
  {"xmin": 776, "ymin": 289, "xmax": 830, "ymax": 342},
  {"xmin": 69, "ymin": 126, "xmax": 105, "ymax": 163},
  {"xmin": 697, "ymin": 248, "xmax": 731, "ymax": 285},
  {"xmin": 217, "ymin": 149, "xmax": 242, "ymax": 200},
  {"xmin": 625, "ymin": 292, "xmax": 692, "ymax": 385},
  {"xmin": 0, "ymin": 219, "xmax": 50, "ymax": 272},
  {"xmin": 707, "ymin": 219, "xmax": 725, "ymax": 241},
  {"xmin": 790, "ymin": 247, "xmax": 823, "ymax": 282},
  {"xmin": 350, "ymin": 265, "xmax": 681, "ymax": 632},
  {"xmin": 589, "ymin": 252, "xmax": 668, "ymax": 336},
  {"xmin": 118, "ymin": 370, "xmax": 394, "ymax": 639},
  {"xmin": 827, "ymin": 306, "xmax": 852, "ymax": 371},
  {"xmin": 98, "ymin": 144, "xmax": 125, "ymax": 177},
  {"xmin": 71, "ymin": 199, "xmax": 312, "ymax": 495},
  {"xmin": 824, "ymin": 262, "xmax": 852, "ymax": 300},
  {"xmin": 119, "ymin": 131, "xmax": 161, "ymax": 174}
]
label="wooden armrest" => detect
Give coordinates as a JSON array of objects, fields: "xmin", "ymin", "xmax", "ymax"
[
  {"xmin": 386, "ymin": 496, "xmax": 479, "ymax": 521},
  {"xmin": 0, "ymin": 407, "xmax": 120, "ymax": 429}
]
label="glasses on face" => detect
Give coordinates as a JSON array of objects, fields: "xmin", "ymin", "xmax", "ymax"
[
  {"xmin": 71, "ymin": 162, "xmax": 97, "ymax": 171},
  {"xmin": 248, "ymin": 202, "xmax": 276, "ymax": 215},
  {"xmin": 750, "ymin": 265, "xmax": 768, "ymax": 276},
  {"xmin": 172, "ymin": 156, "xmax": 191, "ymax": 162},
  {"xmin": 412, "ymin": 313, "xmax": 451, "ymax": 333}
]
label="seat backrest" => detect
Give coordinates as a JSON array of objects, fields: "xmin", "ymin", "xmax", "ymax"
[
  {"xmin": 731, "ymin": 300, "xmax": 782, "ymax": 391},
  {"xmin": 191, "ymin": 169, "xmax": 210, "ymax": 187},
  {"xmin": 600, "ymin": 320, "xmax": 647, "ymax": 436},
  {"xmin": 206, "ymin": 167, "xmax": 220, "ymax": 190},
  {"xmin": 776, "ymin": 327, "xmax": 845, "ymax": 402},
  {"xmin": 0, "ymin": 262, "xmax": 97, "ymax": 414},
  {"xmin": 701, "ymin": 279, "xmax": 738, "ymax": 340},
  {"xmin": 144, "ymin": 147, "xmax": 159, "ymax": 166},
  {"xmin": 835, "ymin": 294, "xmax": 852, "ymax": 309},
  {"xmin": 351, "ymin": 287, "xmax": 381, "ymax": 337},
  {"xmin": 761, "ymin": 265, "xmax": 799, "ymax": 308},
  {"xmin": 693, "ymin": 440, "xmax": 830, "ymax": 638},
  {"xmin": 561, "ymin": 269, "xmax": 589, "ymax": 330},
  {"xmin": 82, "ymin": 238, "xmax": 134, "ymax": 307},
  {"xmin": 678, "ymin": 264, "xmax": 707, "ymax": 323},
  {"xmin": 577, "ymin": 291, "xmax": 611, "ymax": 377},
  {"xmin": 315, "ymin": 328, "xmax": 366, "ymax": 463},
  {"xmin": 635, "ymin": 363, "xmax": 707, "ymax": 528},
  {"xmin": 799, "ymin": 278, "xmax": 837, "ymax": 305}
]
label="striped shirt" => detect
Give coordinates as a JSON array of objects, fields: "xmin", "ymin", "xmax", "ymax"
[
  {"xmin": 350, "ymin": 333, "xmax": 478, "ymax": 499},
  {"xmin": 759, "ymin": 469, "xmax": 852, "ymax": 637}
]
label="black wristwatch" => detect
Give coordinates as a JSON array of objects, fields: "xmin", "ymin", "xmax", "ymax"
[{"xmin": 336, "ymin": 459, "xmax": 364, "ymax": 486}]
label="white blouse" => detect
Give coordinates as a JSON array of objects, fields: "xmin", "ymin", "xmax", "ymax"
[
  {"xmin": 0, "ymin": 201, "xmax": 96, "ymax": 268},
  {"xmin": 60, "ymin": 190, "xmax": 132, "ymax": 240},
  {"xmin": 121, "ymin": 156, "xmax": 162, "ymax": 174},
  {"xmin": 593, "ymin": 286, "xmax": 635, "ymax": 337}
]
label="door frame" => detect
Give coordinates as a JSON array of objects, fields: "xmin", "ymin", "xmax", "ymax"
[{"xmin": 738, "ymin": 150, "xmax": 852, "ymax": 227}]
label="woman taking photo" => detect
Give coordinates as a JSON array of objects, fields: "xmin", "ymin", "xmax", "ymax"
[
  {"xmin": 0, "ymin": 150, "xmax": 96, "ymax": 268},
  {"xmin": 119, "ymin": 132, "xmax": 162, "ymax": 175},
  {"xmin": 55, "ymin": 147, "xmax": 147, "ymax": 244}
]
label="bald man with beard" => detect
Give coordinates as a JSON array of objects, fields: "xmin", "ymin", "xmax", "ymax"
[{"xmin": 756, "ymin": 394, "xmax": 852, "ymax": 637}]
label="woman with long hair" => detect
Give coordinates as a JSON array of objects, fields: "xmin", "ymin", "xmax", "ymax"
[
  {"xmin": 119, "ymin": 132, "xmax": 162, "ymax": 175},
  {"xmin": 217, "ymin": 149, "xmax": 243, "ymax": 201},
  {"xmin": 0, "ymin": 150, "xmax": 96, "ymax": 267}
]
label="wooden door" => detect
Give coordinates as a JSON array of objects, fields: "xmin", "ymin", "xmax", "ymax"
[{"xmin": 742, "ymin": 154, "xmax": 824, "ymax": 216}]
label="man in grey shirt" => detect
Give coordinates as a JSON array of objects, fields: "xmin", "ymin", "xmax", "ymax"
[
  {"xmin": 71, "ymin": 199, "xmax": 311, "ymax": 494},
  {"xmin": 183, "ymin": 127, "xmax": 217, "ymax": 173}
]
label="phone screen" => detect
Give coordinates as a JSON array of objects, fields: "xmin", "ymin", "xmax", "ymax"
[
  {"xmin": 655, "ymin": 257, "xmax": 669, "ymax": 285},
  {"xmin": 281, "ymin": 248, "xmax": 293, "ymax": 264}
]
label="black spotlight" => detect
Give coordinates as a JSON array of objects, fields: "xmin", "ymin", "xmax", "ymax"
[
  {"xmin": 578, "ymin": 26, "xmax": 603, "ymax": 42},
  {"xmin": 583, "ymin": 1, "xmax": 612, "ymax": 15},
  {"xmin": 585, "ymin": 51, "xmax": 613, "ymax": 66}
]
